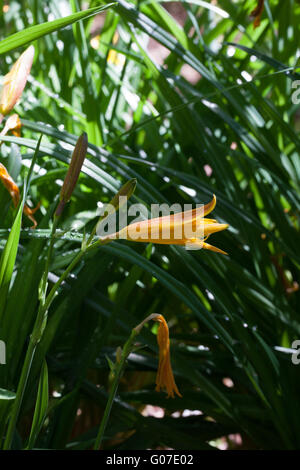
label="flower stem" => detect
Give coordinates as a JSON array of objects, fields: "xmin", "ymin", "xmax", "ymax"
[
  {"xmin": 2, "ymin": 337, "xmax": 36, "ymax": 449},
  {"xmin": 3, "ymin": 232, "xmax": 90, "ymax": 449},
  {"xmin": 3, "ymin": 229, "xmax": 109, "ymax": 449},
  {"xmin": 93, "ymin": 328, "xmax": 139, "ymax": 450}
]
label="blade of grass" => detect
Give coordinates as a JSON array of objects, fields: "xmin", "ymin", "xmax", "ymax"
[{"xmin": 0, "ymin": 4, "xmax": 117, "ymax": 54}]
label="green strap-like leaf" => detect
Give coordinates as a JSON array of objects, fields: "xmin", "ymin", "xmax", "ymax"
[
  {"xmin": 0, "ymin": 135, "xmax": 42, "ymax": 322},
  {"xmin": 0, "ymin": 4, "xmax": 116, "ymax": 54},
  {"xmin": 26, "ymin": 360, "xmax": 49, "ymax": 450}
]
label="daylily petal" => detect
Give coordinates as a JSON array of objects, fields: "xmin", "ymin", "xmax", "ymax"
[
  {"xmin": 183, "ymin": 239, "xmax": 227, "ymax": 254},
  {"xmin": 202, "ymin": 222, "xmax": 229, "ymax": 236},
  {"xmin": 202, "ymin": 241, "xmax": 228, "ymax": 255},
  {"xmin": 0, "ymin": 162, "xmax": 20, "ymax": 206},
  {"xmin": 0, "ymin": 46, "xmax": 34, "ymax": 117},
  {"xmin": 24, "ymin": 202, "xmax": 40, "ymax": 229},
  {"xmin": 0, "ymin": 162, "xmax": 39, "ymax": 227}
]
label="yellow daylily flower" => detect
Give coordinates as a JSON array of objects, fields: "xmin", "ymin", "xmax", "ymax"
[
  {"xmin": 104, "ymin": 195, "xmax": 228, "ymax": 254},
  {"xmin": 0, "ymin": 45, "xmax": 34, "ymax": 120},
  {"xmin": 153, "ymin": 314, "xmax": 182, "ymax": 398}
]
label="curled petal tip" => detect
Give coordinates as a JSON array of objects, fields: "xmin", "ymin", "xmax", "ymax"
[
  {"xmin": 24, "ymin": 202, "xmax": 40, "ymax": 229},
  {"xmin": 202, "ymin": 242, "xmax": 228, "ymax": 255},
  {"xmin": 203, "ymin": 194, "xmax": 217, "ymax": 216}
]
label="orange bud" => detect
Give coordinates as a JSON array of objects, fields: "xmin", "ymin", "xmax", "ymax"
[{"xmin": 0, "ymin": 45, "xmax": 34, "ymax": 117}]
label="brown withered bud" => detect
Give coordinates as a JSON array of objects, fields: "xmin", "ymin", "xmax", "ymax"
[
  {"xmin": 55, "ymin": 132, "xmax": 88, "ymax": 216},
  {"xmin": 250, "ymin": 0, "xmax": 265, "ymax": 28}
]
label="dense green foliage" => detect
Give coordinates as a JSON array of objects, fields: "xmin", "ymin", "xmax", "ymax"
[{"xmin": 0, "ymin": 0, "xmax": 300, "ymax": 450}]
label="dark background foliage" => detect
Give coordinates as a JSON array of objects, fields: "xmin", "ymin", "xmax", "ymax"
[{"xmin": 0, "ymin": 0, "xmax": 300, "ymax": 450}]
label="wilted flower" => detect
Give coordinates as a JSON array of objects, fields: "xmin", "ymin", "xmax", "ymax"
[
  {"xmin": 133, "ymin": 312, "xmax": 181, "ymax": 398},
  {"xmin": 105, "ymin": 195, "xmax": 228, "ymax": 254},
  {"xmin": 0, "ymin": 162, "xmax": 19, "ymax": 206},
  {"xmin": 250, "ymin": 0, "xmax": 265, "ymax": 28},
  {"xmin": 0, "ymin": 162, "xmax": 39, "ymax": 228},
  {"xmin": 153, "ymin": 314, "xmax": 182, "ymax": 398},
  {"xmin": 55, "ymin": 132, "xmax": 88, "ymax": 216},
  {"xmin": 23, "ymin": 202, "xmax": 40, "ymax": 229},
  {"xmin": 0, "ymin": 45, "xmax": 34, "ymax": 120}
]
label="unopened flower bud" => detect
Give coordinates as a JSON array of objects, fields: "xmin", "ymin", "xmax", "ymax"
[
  {"xmin": 95, "ymin": 178, "xmax": 137, "ymax": 236},
  {"xmin": 55, "ymin": 132, "xmax": 88, "ymax": 216},
  {"xmin": 110, "ymin": 178, "xmax": 137, "ymax": 212}
]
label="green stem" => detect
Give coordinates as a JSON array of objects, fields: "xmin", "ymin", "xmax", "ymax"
[
  {"xmin": 2, "ymin": 338, "xmax": 36, "ymax": 450},
  {"xmin": 93, "ymin": 328, "xmax": 139, "ymax": 450},
  {"xmin": 39, "ymin": 216, "xmax": 59, "ymax": 305},
  {"xmin": 3, "ymin": 237, "xmax": 106, "ymax": 449},
  {"xmin": 41, "ymin": 249, "xmax": 85, "ymax": 314}
]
